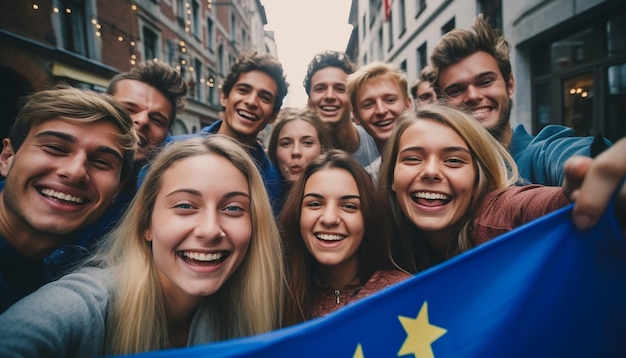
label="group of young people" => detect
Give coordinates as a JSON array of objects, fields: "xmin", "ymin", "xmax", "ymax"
[{"xmin": 0, "ymin": 15, "xmax": 624, "ymax": 356}]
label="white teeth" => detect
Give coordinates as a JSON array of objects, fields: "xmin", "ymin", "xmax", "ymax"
[
  {"xmin": 237, "ymin": 110, "xmax": 257, "ymax": 121},
  {"xmin": 471, "ymin": 107, "xmax": 492, "ymax": 115},
  {"xmin": 315, "ymin": 233, "xmax": 345, "ymax": 241},
  {"xmin": 181, "ymin": 251, "xmax": 224, "ymax": 262},
  {"xmin": 376, "ymin": 119, "xmax": 393, "ymax": 127},
  {"xmin": 413, "ymin": 192, "xmax": 449, "ymax": 200},
  {"xmin": 320, "ymin": 106, "xmax": 339, "ymax": 111},
  {"xmin": 40, "ymin": 188, "xmax": 85, "ymax": 204}
]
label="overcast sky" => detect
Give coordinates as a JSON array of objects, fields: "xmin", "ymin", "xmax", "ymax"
[{"xmin": 262, "ymin": 0, "xmax": 353, "ymax": 107}]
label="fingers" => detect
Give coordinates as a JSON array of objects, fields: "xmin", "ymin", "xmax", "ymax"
[
  {"xmin": 569, "ymin": 139, "xmax": 626, "ymax": 230},
  {"xmin": 562, "ymin": 156, "xmax": 591, "ymax": 201}
]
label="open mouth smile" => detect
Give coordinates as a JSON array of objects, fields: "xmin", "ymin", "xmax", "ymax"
[
  {"xmin": 39, "ymin": 187, "xmax": 86, "ymax": 205},
  {"xmin": 178, "ymin": 250, "xmax": 231, "ymax": 265}
]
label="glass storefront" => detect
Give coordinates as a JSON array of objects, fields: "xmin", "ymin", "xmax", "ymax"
[{"xmin": 531, "ymin": 9, "xmax": 626, "ymax": 142}]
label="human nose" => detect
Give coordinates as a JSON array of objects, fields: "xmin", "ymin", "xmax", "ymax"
[
  {"xmin": 291, "ymin": 143, "xmax": 302, "ymax": 157},
  {"xmin": 58, "ymin": 153, "xmax": 89, "ymax": 184},
  {"xmin": 132, "ymin": 111, "xmax": 149, "ymax": 131},
  {"xmin": 243, "ymin": 91, "xmax": 259, "ymax": 108},
  {"xmin": 195, "ymin": 210, "xmax": 224, "ymax": 241},
  {"xmin": 323, "ymin": 87, "xmax": 337, "ymax": 101},
  {"xmin": 320, "ymin": 204, "xmax": 340, "ymax": 226},
  {"xmin": 374, "ymin": 100, "xmax": 387, "ymax": 115},
  {"xmin": 420, "ymin": 158, "xmax": 442, "ymax": 181},
  {"xmin": 463, "ymin": 85, "xmax": 482, "ymax": 104}
]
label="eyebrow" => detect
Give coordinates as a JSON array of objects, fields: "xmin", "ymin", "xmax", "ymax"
[
  {"xmin": 34, "ymin": 130, "xmax": 124, "ymax": 162},
  {"xmin": 400, "ymin": 146, "xmax": 471, "ymax": 154},
  {"xmin": 303, "ymin": 193, "xmax": 361, "ymax": 201},
  {"xmin": 165, "ymin": 189, "xmax": 250, "ymax": 199}
]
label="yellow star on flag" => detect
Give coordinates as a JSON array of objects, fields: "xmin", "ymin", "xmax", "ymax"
[
  {"xmin": 398, "ymin": 301, "xmax": 447, "ymax": 358},
  {"xmin": 353, "ymin": 343, "xmax": 364, "ymax": 358}
]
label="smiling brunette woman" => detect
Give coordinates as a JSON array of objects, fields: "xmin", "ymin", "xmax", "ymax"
[
  {"xmin": 280, "ymin": 150, "xmax": 409, "ymax": 326},
  {"xmin": 0, "ymin": 135, "xmax": 286, "ymax": 356}
]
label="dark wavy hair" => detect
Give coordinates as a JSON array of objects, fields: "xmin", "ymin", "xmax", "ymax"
[
  {"xmin": 221, "ymin": 52, "xmax": 289, "ymax": 114},
  {"xmin": 303, "ymin": 50, "xmax": 355, "ymax": 96},
  {"xmin": 279, "ymin": 149, "xmax": 394, "ymax": 326}
]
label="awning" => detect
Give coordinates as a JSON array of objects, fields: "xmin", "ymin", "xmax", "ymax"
[{"xmin": 51, "ymin": 62, "xmax": 110, "ymax": 88}]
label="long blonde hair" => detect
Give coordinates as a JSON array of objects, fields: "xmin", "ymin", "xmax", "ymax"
[
  {"xmin": 90, "ymin": 135, "xmax": 285, "ymax": 354},
  {"xmin": 378, "ymin": 105, "xmax": 519, "ymax": 273}
]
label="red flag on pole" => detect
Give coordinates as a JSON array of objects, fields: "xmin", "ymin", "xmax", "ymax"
[{"xmin": 384, "ymin": 0, "xmax": 391, "ymax": 21}]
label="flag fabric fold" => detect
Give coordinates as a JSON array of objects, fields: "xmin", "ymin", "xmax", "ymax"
[{"xmin": 127, "ymin": 201, "xmax": 626, "ymax": 358}]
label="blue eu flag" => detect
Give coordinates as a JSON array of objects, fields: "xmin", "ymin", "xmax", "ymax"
[{"xmin": 130, "ymin": 201, "xmax": 626, "ymax": 358}]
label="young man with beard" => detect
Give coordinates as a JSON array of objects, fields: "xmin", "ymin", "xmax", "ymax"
[
  {"xmin": 430, "ymin": 15, "xmax": 611, "ymax": 187},
  {"xmin": 346, "ymin": 62, "xmax": 413, "ymax": 181},
  {"xmin": 304, "ymin": 50, "xmax": 379, "ymax": 168},
  {"xmin": 0, "ymin": 85, "xmax": 137, "ymax": 312},
  {"xmin": 45, "ymin": 61, "xmax": 187, "ymax": 277},
  {"xmin": 431, "ymin": 15, "xmax": 625, "ymax": 233}
]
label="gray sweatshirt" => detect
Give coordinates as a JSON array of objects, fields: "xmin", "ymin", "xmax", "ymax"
[{"xmin": 0, "ymin": 266, "xmax": 212, "ymax": 357}]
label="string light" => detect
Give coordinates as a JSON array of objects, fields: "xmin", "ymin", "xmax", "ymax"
[{"xmin": 35, "ymin": 1, "xmax": 221, "ymax": 77}]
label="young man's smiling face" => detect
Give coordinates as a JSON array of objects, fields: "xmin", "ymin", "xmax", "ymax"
[
  {"xmin": 0, "ymin": 118, "xmax": 124, "ymax": 246},
  {"xmin": 437, "ymin": 51, "xmax": 514, "ymax": 143},
  {"xmin": 307, "ymin": 67, "xmax": 352, "ymax": 125},
  {"xmin": 353, "ymin": 77, "xmax": 412, "ymax": 150},
  {"xmin": 219, "ymin": 70, "xmax": 278, "ymax": 146}
]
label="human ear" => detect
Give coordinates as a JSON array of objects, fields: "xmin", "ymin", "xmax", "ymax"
[
  {"xmin": 0, "ymin": 138, "xmax": 15, "ymax": 177},
  {"xmin": 507, "ymin": 74, "xmax": 515, "ymax": 98},
  {"xmin": 144, "ymin": 228, "xmax": 153, "ymax": 242}
]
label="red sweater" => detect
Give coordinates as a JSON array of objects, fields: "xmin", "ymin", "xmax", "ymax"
[
  {"xmin": 312, "ymin": 269, "xmax": 410, "ymax": 318},
  {"xmin": 471, "ymin": 185, "xmax": 570, "ymax": 246}
]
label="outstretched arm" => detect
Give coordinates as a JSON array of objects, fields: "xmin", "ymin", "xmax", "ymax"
[{"xmin": 562, "ymin": 137, "xmax": 626, "ymax": 235}]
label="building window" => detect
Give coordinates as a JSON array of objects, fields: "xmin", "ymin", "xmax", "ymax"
[
  {"xmin": 478, "ymin": 0, "xmax": 503, "ymax": 32},
  {"xmin": 218, "ymin": 44, "xmax": 224, "ymax": 75},
  {"xmin": 231, "ymin": 12, "xmax": 236, "ymax": 42},
  {"xmin": 207, "ymin": 69, "xmax": 216, "ymax": 104},
  {"xmin": 416, "ymin": 0, "xmax": 426, "ymax": 17},
  {"xmin": 399, "ymin": 0, "xmax": 406, "ymax": 36},
  {"xmin": 191, "ymin": 0, "xmax": 200, "ymax": 38},
  {"xmin": 362, "ymin": 14, "xmax": 367, "ymax": 39},
  {"xmin": 176, "ymin": 0, "xmax": 186, "ymax": 27},
  {"xmin": 58, "ymin": 0, "xmax": 89, "ymax": 56},
  {"xmin": 377, "ymin": 27, "xmax": 383, "ymax": 60},
  {"xmin": 143, "ymin": 26, "xmax": 159, "ymax": 61},
  {"xmin": 194, "ymin": 58, "xmax": 203, "ymax": 100},
  {"xmin": 441, "ymin": 17, "xmax": 455, "ymax": 35},
  {"xmin": 606, "ymin": 63, "xmax": 626, "ymax": 141},
  {"xmin": 207, "ymin": 18, "xmax": 214, "ymax": 51},
  {"xmin": 369, "ymin": 0, "xmax": 382, "ymax": 27},
  {"xmin": 387, "ymin": 10, "xmax": 394, "ymax": 50},
  {"xmin": 400, "ymin": 60, "xmax": 407, "ymax": 74},
  {"xmin": 178, "ymin": 58, "xmax": 187, "ymax": 86},
  {"xmin": 530, "ymin": 11, "xmax": 626, "ymax": 142},
  {"xmin": 417, "ymin": 42, "xmax": 427, "ymax": 73}
]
